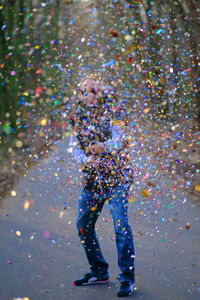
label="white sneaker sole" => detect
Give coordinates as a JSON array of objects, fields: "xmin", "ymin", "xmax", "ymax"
[{"xmin": 82, "ymin": 279, "xmax": 109, "ymax": 285}]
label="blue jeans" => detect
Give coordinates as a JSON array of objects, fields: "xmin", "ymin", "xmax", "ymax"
[{"xmin": 76, "ymin": 185, "xmax": 135, "ymax": 284}]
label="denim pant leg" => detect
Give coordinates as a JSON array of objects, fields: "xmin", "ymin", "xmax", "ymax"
[
  {"xmin": 76, "ymin": 188, "xmax": 109, "ymax": 278},
  {"xmin": 108, "ymin": 185, "xmax": 135, "ymax": 284}
]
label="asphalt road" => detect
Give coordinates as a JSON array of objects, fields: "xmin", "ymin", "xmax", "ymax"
[{"xmin": 0, "ymin": 137, "xmax": 200, "ymax": 300}]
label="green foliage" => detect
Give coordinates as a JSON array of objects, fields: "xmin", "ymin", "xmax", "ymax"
[{"xmin": 0, "ymin": 0, "xmax": 61, "ymax": 146}]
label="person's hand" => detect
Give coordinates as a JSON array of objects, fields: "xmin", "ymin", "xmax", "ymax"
[
  {"xmin": 86, "ymin": 156, "xmax": 95, "ymax": 167},
  {"xmin": 89, "ymin": 141, "xmax": 105, "ymax": 155},
  {"xmin": 86, "ymin": 156, "xmax": 100, "ymax": 168}
]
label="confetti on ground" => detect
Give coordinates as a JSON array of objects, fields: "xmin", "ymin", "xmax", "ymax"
[{"xmin": 43, "ymin": 231, "xmax": 51, "ymax": 239}]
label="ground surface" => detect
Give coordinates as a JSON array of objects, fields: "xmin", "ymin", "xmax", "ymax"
[{"xmin": 0, "ymin": 137, "xmax": 200, "ymax": 300}]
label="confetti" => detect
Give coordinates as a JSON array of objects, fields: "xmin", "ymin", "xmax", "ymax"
[
  {"xmin": 185, "ymin": 223, "xmax": 190, "ymax": 229},
  {"xmin": 128, "ymin": 197, "xmax": 135, "ymax": 203},
  {"xmin": 41, "ymin": 119, "xmax": 47, "ymax": 126},
  {"xmin": 11, "ymin": 191, "xmax": 16, "ymax": 197},
  {"xmin": 43, "ymin": 231, "xmax": 51, "ymax": 239},
  {"xmin": 147, "ymin": 181, "xmax": 156, "ymax": 187},
  {"xmin": 142, "ymin": 189, "xmax": 149, "ymax": 197},
  {"xmin": 24, "ymin": 200, "xmax": 33, "ymax": 211},
  {"xmin": 16, "ymin": 141, "xmax": 23, "ymax": 148},
  {"xmin": 6, "ymin": 260, "xmax": 13, "ymax": 264},
  {"xmin": 109, "ymin": 28, "xmax": 118, "ymax": 37},
  {"xmin": 90, "ymin": 207, "xmax": 97, "ymax": 211},
  {"xmin": 194, "ymin": 185, "xmax": 200, "ymax": 192},
  {"xmin": 10, "ymin": 298, "xmax": 30, "ymax": 300},
  {"xmin": 144, "ymin": 108, "xmax": 151, "ymax": 114}
]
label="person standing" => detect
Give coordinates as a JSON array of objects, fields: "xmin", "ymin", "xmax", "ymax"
[{"xmin": 69, "ymin": 76, "xmax": 135, "ymax": 297}]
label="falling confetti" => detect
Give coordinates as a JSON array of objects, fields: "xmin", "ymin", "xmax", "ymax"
[
  {"xmin": 16, "ymin": 141, "xmax": 23, "ymax": 148},
  {"xmin": 109, "ymin": 28, "xmax": 118, "ymax": 38},
  {"xmin": 194, "ymin": 185, "xmax": 200, "ymax": 192},
  {"xmin": 128, "ymin": 197, "xmax": 136, "ymax": 203},
  {"xmin": 90, "ymin": 207, "xmax": 97, "ymax": 212},
  {"xmin": 11, "ymin": 191, "xmax": 16, "ymax": 197},
  {"xmin": 185, "ymin": 223, "xmax": 191, "ymax": 230},
  {"xmin": 142, "ymin": 189, "xmax": 149, "ymax": 198},
  {"xmin": 41, "ymin": 119, "xmax": 47, "ymax": 126},
  {"xmin": 24, "ymin": 200, "xmax": 33, "ymax": 211}
]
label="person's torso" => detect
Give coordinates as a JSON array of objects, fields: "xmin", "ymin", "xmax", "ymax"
[
  {"xmin": 75, "ymin": 104, "xmax": 112, "ymax": 156},
  {"xmin": 73, "ymin": 98, "xmax": 132, "ymax": 190}
]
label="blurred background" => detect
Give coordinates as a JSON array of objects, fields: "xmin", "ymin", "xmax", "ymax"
[{"xmin": 0, "ymin": 0, "xmax": 200, "ymax": 200}]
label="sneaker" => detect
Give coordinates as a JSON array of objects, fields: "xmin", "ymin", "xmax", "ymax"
[
  {"xmin": 73, "ymin": 273, "xmax": 109, "ymax": 286},
  {"xmin": 117, "ymin": 282, "xmax": 134, "ymax": 297}
]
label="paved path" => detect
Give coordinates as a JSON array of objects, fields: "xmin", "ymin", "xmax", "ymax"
[{"xmin": 0, "ymin": 137, "xmax": 200, "ymax": 300}]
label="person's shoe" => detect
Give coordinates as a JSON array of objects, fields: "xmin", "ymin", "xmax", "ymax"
[
  {"xmin": 73, "ymin": 273, "xmax": 109, "ymax": 286},
  {"xmin": 117, "ymin": 282, "xmax": 134, "ymax": 297}
]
